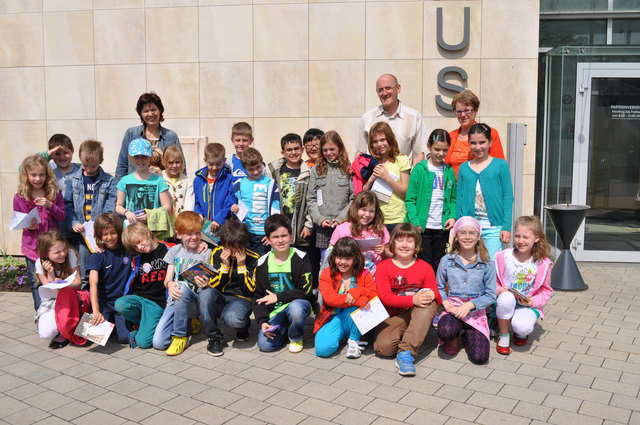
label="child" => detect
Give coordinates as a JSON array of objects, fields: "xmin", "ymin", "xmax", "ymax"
[
  {"xmin": 457, "ymin": 123, "xmax": 514, "ymax": 259},
  {"xmin": 162, "ymin": 145, "xmax": 195, "ymax": 223},
  {"xmin": 14, "ymin": 155, "xmax": 66, "ymax": 311},
  {"xmin": 115, "ymin": 222, "xmax": 169, "ymax": 349},
  {"xmin": 362, "ymin": 122, "xmax": 411, "ymax": 234},
  {"xmin": 314, "ymin": 237, "xmax": 378, "ymax": 359},
  {"xmin": 194, "ymin": 142, "xmax": 234, "ymax": 233},
  {"xmin": 32, "ymin": 134, "xmax": 81, "ymax": 194},
  {"xmin": 254, "ymin": 214, "xmax": 314, "ymax": 353},
  {"xmin": 266, "ymin": 133, "xmax": 313, "ymax": 249},
  {"xmin": 231, "ymin": 147, "xmax": 280, "ymax": 256},
  {"xmin": 87, "ymin": 213, "xmax": 131, "ymax": 344},
  {"xmin": 226, "ymin": 121, "xmax": 254, "ymax": 183},
  {"xmin": 495, "ymin": 216, "xmax": 553, "ymax": 355},
  {"xmin": 115, "ymin": 138, "xmax": 173, "ymax": 225},
  {"xmin": 205, "ymin": 219, "xmax": 259, "ymax": 355},
  {"xmin": 307, "ymin": 131, "xmax": 354, "ymax": 263},
  {"xmin": 161, "ymin": 212, "xmax": 213, "ymax": 355},
  {"xmin": 303, "ymin": 128, "xmax": 323, "ymax": 169},
  {"xmin": 329, "ymin": 190, "xmax": 390, "ymax": 277},
  {"xmin": 437, "ymin": 217, "xmax": 496, "ymax": 365},
  {"xmin": 405, "ymin": 129, "xmax": 457, "ymax": 272},
  {"xmin": 64, "ymin": 140, "xmax": 117, "ymax": 288},
  {"xmin": 34, "ymin": 230, "xmax": 85, "ymax": 349}
]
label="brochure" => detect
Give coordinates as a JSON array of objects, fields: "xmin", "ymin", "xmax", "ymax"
[
  {"xmin": 350, "ymin": 296, "xmax": 390, "ymax": 334},
  {"xmin": 74, "ymin": 313, "xmax": 115, "ymax": 346},
  {"xmin": 178, "ymin": 261, "xmax": 217, "ymax": 286}
]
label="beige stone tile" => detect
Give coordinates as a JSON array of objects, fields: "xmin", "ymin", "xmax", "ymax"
[
  {"xmin": 308, "ymin": 117, "xmax": 360, "ymax": 161},
  {"xmin": 485, "ymin": 116, "xmax": 538, "ymax": 174},
  {"xmin": 198, "ymin": 0, "xmax": 250, "ymax": 5},
  {"xmin": 0, "ymin": 67, "xmax": 45, "ymax": 120},
  {"xmin": 422, "ymin": 115, "xmax": 459, "ymax": 136},
  {"xmin": 253, "ymin": 118, "xmax": 309, "ymax": 163},
  {"xmin": 45, "ymin": 66, "xmax": 96, "ymax": 120},
  {"xmin": 94, "ymin": 8, "xmax": 146, "ymax": 64},
  {"xmin": 423, "ymin": 1, "xmax": 481, "ymax": 59},
  {"xmin": 309, "ymin": 61, "xmax": 365, "ymax": 117},
  {"xmin": 482, "ymin": 0, "xmax": 539, "ymax": 59},
  {"xmin": 1, "ymin": 172, "xmax": 23, "ymax": 255},
  {"xmin": 199, "ymin": 5, "xmax": 252, "ymax": 62},
  {"xmin": 146, "ymin": 0, "xmax": 197, "ymax": 6},
  {"xmin": 254, "ymin": 61, "xmax": 308, "ymax": 118},
  {"xmin": 95, "ymin": 65, "xmax": 147, "ymax": 119},
  {"xmin": 365, "ymin": 60, "xmax": 423, "ymax": 112},
  {"xmin": 93, "ymin": 0, "xmax": 144, "ymax": 9},
  {"xmin": 365, "ymin": 1, "xmax": 423, "ymax": 59},
  {"xmin": 200, "ymin": 62, "xmax": 253, "ymax": 118},
  {"xmin": 309, "ymin": 2, "xmax": 365, "ymax": 60},
  {"xmin": 147, "ymin": 63, "xmax": 199, "ymax": 118},
  {"xmin": 521, "ymin": 173, "xmax": 535, "ymax": 215},
  {"xmin": 46, "ymin": 120, "xmax": 98, "ymax": 162},
  {"xmin": 145, "ymin": 7, "xmax": 198, "ymax": 63},
  {"xmin": 0, "ymin": 121, "xmax": 47, "ymax": 173},
  {"xmin": 200, "ymin": 118, "xmax": 254, "ymax": 154},
  {"xmin": 162, "ymin": 118, "xmax": 199, "ymax": 139},
  {"xmin": 480, "ymin": 59, "xmax": 538, "ymax": 117},
  {"xmin": 43, "ymin": 11, "xmax": 94, "ymax": 66},
  {"xmin": 254, "ymin": 0, "xmax": 307, "ymax": 3},
  {"xmin": 43, "ymin": 0, "xmax": 92, "ymax": 11},
  {"xmin": 0, "ymin": 0, "xmax": 41, "ymax": 13},
  {"xmin": 254, "ymin": 4, "xmax": 308, "ymax": 61},
  {"xmin": 422, "ymin": 58, "xmax": 481, "ymax": 117},
  {"xmin": 0, "ymin": 13, "xmax": 43, "ymax": 67},
  {"xmin": 96, "ymin": 119, "xmax": 141, "ymax": 172}
]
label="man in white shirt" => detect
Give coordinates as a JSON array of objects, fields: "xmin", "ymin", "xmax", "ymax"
[{"xmin": 355, "ymin": 74, "xmax": 426, "ymax": 166}]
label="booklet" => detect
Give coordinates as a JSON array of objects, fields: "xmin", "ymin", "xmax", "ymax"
[
  {"xmin": 178, "ymin": 261, "xmax": 217, "ymax": 286},
  {"xmin": 349, "ymin": 296, "xmax": 390, "ymax": 335},
  {"xmin": 202, "ymin": 220, "xmax": 221, "ymax": 246},
  {"xmin": 508, "ymin": 287, "xmax": 531, "ymax": 304},
  {"xmin": 10, "ymin": 207, "xmax": 41, "ymax": 231},
  {"xmin": 371, "ymin": 171, "xmax": 398, "ymax": 203},
  {"xmin": 37, "ymin": 272, "xmax": 77, "ymax": 300},
  {"xmin": 74, "ymin": 313, "xmax": 115, "ymax": 346},
  {"xmin": 355, "ymin": 237, "xmax": 381, "ymax": 251}
]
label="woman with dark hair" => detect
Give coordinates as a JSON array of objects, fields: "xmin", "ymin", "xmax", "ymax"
[{"xmin": 116, "ymin": 92, "xmax": 184, "ymax": 181}]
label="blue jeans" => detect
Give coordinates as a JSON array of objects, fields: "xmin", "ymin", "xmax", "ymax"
[
  {"xmin": 173, "ymin": 285, "xmax": 219, "ymax": 338},
  {"xmin": 206, "ymin": 288, "xmax": 252, "ymax": 340},
  {"xmin": 314, "ymin": 306, "xmax": 361, "ymax": 357},
  {"xmin": 481, "ymin": 227, "xmax": 503, "ymax": 260},
  {"xmin": 100, "ymin": 299, "xmax": 129, "ymax": 344},
  {"xmin": 257, "ymin": 299, "xmax": 310, "ymax": 352},
  {"xmin": 153, "ymin": 299, "xmax": 199, "ymax": 349},
  {"xmin": 26, "ymin": 257, "xmax": 40, "ymax": 311},
  {"xmin": 74, "ymin": 236, "xmax": 92, "ymax": 291}
]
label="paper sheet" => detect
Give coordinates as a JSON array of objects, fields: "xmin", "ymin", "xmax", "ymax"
[
  {"xmin": 371, "ymin": 171, "xmax": 398, "ymax": 203},
  {"xmin": 350, "ymin": 296, "xmax": 390, "ymax": 335},
  {"xmin": 355, "ymin": 237, "xmax": 381, "ymax": 251},
  {"xmin": 9, "ymin": 207, "xmax": 41, "ymax": 231},
  {"xmin": 235, "ymin": 200, "xmax": 249, "ymax": 222},
  {"xmin": 37, "ymin": 272, "xmax": 77, "ymax": 300},
  {"xmin": 81, "ymin": 220, "xmax": 98, "ymax": 253},
  {"xmin": 74, "ymin": 313, "xmax": 115, "ymax": 346}
]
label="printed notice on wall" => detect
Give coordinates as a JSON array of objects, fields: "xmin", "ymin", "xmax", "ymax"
[{"xmin": 610, "ymin": 105, "xmax": 640, "ymax": 120}]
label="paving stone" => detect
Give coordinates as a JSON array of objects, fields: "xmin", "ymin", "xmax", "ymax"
[
  {"xmin": 474, "ymin": 409, "xmax": 531, "ymax": 425},
  {"xmin": 398, "ymin": 391, "xmax": 450, "ymax": 413},
  {"xmin": 3, "ymin": 406, "xmax": 49, "ymax": 425},
  {"xmin": 579, "ymin": 400, "xmax": 632, "ymax": 423},
  {"xmin": 363, "ymin": 398, "xmax": 415, "ymax": 421},
  {"xmin": 297, "ymin": 381, "xmax": 344, "ymax": 401},
  {"xmin": 333, "ymin": 375, "xmax": 379, "ymax": 395},
  {"xmin": 592, "ymin": 377, "xmax": 639, "ymax": 396},
  {"xmin": 332, "ymin": 408, "xmax": 378, "ymax": 425},
  {"xmin": 440, "ymin": 400, "xmax": 484, "ymax": 422},
  {"xmin": 513, "ymin": 400, "xmax": 554, "ymax": 421},
  {"xmin": 497, "ymin": 384, "xmax": 547, "ymax": 404},
  {"xmin": 466, "ymin": 391, "xmax": 517, "ymax": 413},
  {"xmin": 184, "ymin": 403, "xmax": 238, "ymax": 424},
  {"xmin": 193, "ymin": 386, "xmax": 243, "ymax": 407},
  {"xmin": 465, "ymin": 378, "xmax": 502, "ymax": 395},
  {"xmin": 259, "ymin": 405, "xmax": 307, "ymax": 425},
  {"xmin": 71, "ymin": 409, "xmax": 128, "ymax": 425},
  {"xmin": 548, "ymin": 408, "xmax": 606, "ymax": 425},
  {"xmin": 563, "ymin": 384, "xmax": 613, "ymax": 404},
  {"xmin": 264, "ymin": 390, "xmax": 309, "ymax": 409},
  {"xmin": 542, "ymin": 394, "xmax": 583, "ymax": 412},
  {"xmin": 295, "ymin": 397, "xmax": 346, "ymax": 421},
  {"xmin": 139, "ymin": 409, "xmax": 196, "ymax": 425},
  {"xmin": 116, "ymin": 402, "xmax": 161, "ymax": 422}
]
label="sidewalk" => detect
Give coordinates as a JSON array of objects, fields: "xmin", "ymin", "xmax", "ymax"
[{"xmin": 0, "ymin": 262, "xmax": 638, "ymax": 425}]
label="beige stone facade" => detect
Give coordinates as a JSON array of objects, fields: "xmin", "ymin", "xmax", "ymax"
[{"xmin": 0, "ymin": 0, "xmax": 539, "ymax": 255}]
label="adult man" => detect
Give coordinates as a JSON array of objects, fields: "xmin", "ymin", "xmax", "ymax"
[{"xmin": 355, "ymin": 74, "xmax": 426, "ymax": 165}]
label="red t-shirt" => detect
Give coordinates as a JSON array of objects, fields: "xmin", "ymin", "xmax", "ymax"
[{"xmin": 375, "ymin": 258, "xmax": 441, "ymax": 316}]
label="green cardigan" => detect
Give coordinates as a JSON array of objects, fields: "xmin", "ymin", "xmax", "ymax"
[{"xmin": 405, "ymin": 160, "xmax": 457, "ymax": 229}]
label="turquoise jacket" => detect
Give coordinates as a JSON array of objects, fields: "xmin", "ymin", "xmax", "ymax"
[
  {"xmin": 456, "ymin": 158, "xmax": 514, "ymax": 231},
  {"xmin": 404, "ymin": 160, "xmax": 456, "ymax": 230}
]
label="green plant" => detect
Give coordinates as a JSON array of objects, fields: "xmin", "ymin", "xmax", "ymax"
[{"xmin": 0, "ymin": 249, "xmax": 29, "ymax": 287}]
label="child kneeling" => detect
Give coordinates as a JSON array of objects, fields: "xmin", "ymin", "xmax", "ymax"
[
  {"xmin": 254, "ymin": 214, "xmax": 314, "ymax": 353},
  {"xmin": 374, "ymin": 223, "xmax": 441, "ymax": 376}
]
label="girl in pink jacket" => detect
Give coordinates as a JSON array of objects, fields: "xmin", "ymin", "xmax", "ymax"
[{"xmin": 495, "ymin": 216, "xmax": 553, "ymax": 355}]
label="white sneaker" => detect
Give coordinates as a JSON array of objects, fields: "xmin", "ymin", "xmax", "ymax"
[{"xmin": 346, "ymin": 339, "xmax": 366, "ymax": 359}]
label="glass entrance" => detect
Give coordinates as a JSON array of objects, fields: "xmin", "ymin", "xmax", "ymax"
[{"xmin": 573, "ymin": 63, "xmax": 640, "ymax": 261}]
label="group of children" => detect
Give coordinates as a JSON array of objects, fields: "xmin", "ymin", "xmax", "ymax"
[{"xmin": 14, "ymin": 119, "xmax": 552, "ymax": 376}]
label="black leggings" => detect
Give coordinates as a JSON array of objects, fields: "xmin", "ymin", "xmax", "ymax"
[{"xmin": 438, "ymin": 313, "xmax": 490, "ymax": 365}]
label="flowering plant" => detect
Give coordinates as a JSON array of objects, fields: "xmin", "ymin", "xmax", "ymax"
[{"xmin": 0, "ymin": 252, "xmax": 29, "ymax": 290}]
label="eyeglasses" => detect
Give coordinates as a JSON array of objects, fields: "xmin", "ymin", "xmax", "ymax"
[
  {"xmin": 454, "ymin": 107, "xmax": 476, "ymax": 116},
  {"xmin": 305, "ymin": 144, "xmax": 319, "ymax": 150},
  {"xmin": 376, "ymin": 84, "xmax": 398, "ymax": 94}
]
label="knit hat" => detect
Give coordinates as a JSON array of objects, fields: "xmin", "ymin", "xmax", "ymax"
[
  {"xmin": 451, "ymin": 216, "xmax": 481, "ymax": 238},
  {"xmin": 128, "ymin": 138, "xmax": 152, "ymax": 157}
]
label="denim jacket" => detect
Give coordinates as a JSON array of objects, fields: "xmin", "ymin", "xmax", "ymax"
[
  {"xmin": 115, "ymin": 124, "xmax": 182, "ymax": 181},
  {"xmin": 64, "ymin": 166, "xmax": 117, "ymax": 230},
  {"xmin": 436, "ymin": 253, "xmax": 496, "ymax": 311}
]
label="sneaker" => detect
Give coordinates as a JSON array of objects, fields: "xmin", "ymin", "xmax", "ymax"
[
  {"xmin": 395, "ymin": 350, "xmax": 416, "ymax": 376},
  {"xmin": 48, "ymin": 334, "xmax": 69, "ymax": 349},
  {"xmin": 432, "ymin": 313, "xmax": 440, "ymax": 328},
  {"xmin": 189, "ymin": 318, "xmax": 202, "ymax": 336},
  {"xmin": 128, "ymin": 330, "xmax": 138, "ymax": 349},
  {"xmin": 288, "ymin": 339, "xmax": 303, "ymax": 353},
  {"xmin": 236, "ymin": 329, "xmax": 250, "ymax": 342},
  {"xmin": 207, "ymin": 338, "xmax": 224, "ymax": 356},
  {"xmin": 166, "ymin": 336, "xmax": 188, "ymax": 356},
  {"xmin": 346, "ymin": 339, "xmax": 362, "ymax": 359}
]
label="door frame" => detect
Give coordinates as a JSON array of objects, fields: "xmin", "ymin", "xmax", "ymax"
[{"xmin": 572, "ymin": 62, "xmax": 640, "ymax": 262}]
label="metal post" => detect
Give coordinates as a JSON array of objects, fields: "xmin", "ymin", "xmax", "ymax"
[{"xmin": 507, "ymin": 122, "xmax": 527, "ymax": 230}]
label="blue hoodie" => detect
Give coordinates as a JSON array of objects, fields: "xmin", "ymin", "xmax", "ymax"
[{"xmin": 193, "ymin": 165, "xmax": 235, "ymax": 225}]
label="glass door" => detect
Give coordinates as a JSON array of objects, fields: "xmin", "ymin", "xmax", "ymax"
[{"xmin": 572, "ymin": 63, "xmax": 640, "ymax": 262}]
